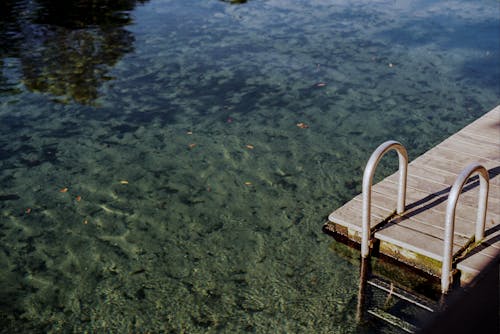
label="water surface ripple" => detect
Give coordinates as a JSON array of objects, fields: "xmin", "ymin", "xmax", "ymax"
[{"xmin": 0, "ymin": 0, "xmax": 499, "ymax": 332}]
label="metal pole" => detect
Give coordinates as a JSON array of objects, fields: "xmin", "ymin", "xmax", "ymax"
[
  {"xmin": 361, "ymin": 140, "xmax": 408, "ymax": 258},
  {"xmin": 441, "ymin": 163, "xmax": 489, "ymax": 293},
  {"xmin": 356, "ymin": 257, "xmax": 371, "ymax": 324}
]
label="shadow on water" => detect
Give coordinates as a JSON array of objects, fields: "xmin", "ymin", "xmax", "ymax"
[{"xmin": 0, "ymin": 0, "xmax": 149, "ymax": 104}]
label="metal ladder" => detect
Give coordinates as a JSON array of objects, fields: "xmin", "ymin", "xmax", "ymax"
[
  {"xmin": 357, "ymin": 140, "xmax": 490, "ymax": 332},
  {"xmin": 361, "ymin": 140, "xmax": 490, "ymax": 294},
  {"xmin": 356, "ymin": 257, "xmax": 439, "ymax": 333}
]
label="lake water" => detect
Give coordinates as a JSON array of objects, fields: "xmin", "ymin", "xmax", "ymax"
[{"xmin": 0, "ymin": 0, "xmax": 499, "ymax": 332}]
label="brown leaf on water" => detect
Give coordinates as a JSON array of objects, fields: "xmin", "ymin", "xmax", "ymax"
[
  {"xmin": 188, "ymin": 143, "xmax": 197, "ymax": 149},
  {"xmin": 246, "ymin": 144, "xmax": 255, "ymax": 150},
  {"xmin": 296, "ymin": 122, "xmax": 309, "ymax": 129},
  {"xmin": 59, "ymin": 187, "xmax": 68, "ymax": 193}
]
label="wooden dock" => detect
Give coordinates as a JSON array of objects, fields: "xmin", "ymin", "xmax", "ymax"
[{"xmin": 324, "ymin": 105, "xmax": 500, "ymax": 285}]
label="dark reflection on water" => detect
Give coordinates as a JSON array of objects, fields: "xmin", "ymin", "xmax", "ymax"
[
  {"xmin": 34, "ymin": 0, "xmax": 149, "ymax": 29},
  {"xmin": 0, "ymin": 0, "xmax": 148, "ymax": 104},
  {"xmin": 220, "ymin": 0, "xmax": 248, "ymax": 4}
]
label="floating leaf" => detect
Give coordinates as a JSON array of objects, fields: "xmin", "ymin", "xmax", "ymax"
[{"xmin": 296, "ymin": 122, "xmax": 309, "ymax": 129}]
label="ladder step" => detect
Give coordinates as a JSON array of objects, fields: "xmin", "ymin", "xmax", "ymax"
[
  {"xmin": 367, "ymin": 307, "xmax": 418, "ymax": 333},
  {"xmin": 367, "ymin": 277, "xmax": 437, "ymax": 312}
]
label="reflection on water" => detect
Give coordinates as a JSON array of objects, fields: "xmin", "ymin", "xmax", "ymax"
[
  {"xmin": 34, "ymin": 0, "xmax": 149, "ymax": 28},
  {"xmin": 220, "ymin": 0, "xmax": 248, "ymax": 4},
  {"xmin": 0, "ymin": 0, "xmax": 147, "ymax": 104}
]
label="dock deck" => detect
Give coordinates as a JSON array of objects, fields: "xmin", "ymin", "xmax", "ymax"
[{"xmin": 324, "ymin": 105, "xmax": 500, "ymax": 284}]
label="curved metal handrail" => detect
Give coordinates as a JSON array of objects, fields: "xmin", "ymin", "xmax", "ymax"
[
  {"xmin": 441, "ymin": 163, "xmax": 489, "ymax": 293},
  {"xmin": 362, "ymin": 140, "xmax": 408, "ymax": 258}
]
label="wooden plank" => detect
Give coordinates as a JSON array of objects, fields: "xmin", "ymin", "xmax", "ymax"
[
  {"xmin": 414, "ymin": 146, "xmax": 498, "ymax": 168},
  {"xmin": 328, "ymin": 197, "xmax": 386, "ymax": 233},
  {"xmin": 412, "ymin": 155, "xmax": 500, "ymax": 187},
  {"xmin": 461, "ymin": 116, "xmax": 500, "ymax": 136},
  {"xmin": 483, "ymin": 226, "xmax": 500, "ymax": 250},
  {"xmin": 457, "ymin": 223, "xmax": 500, "ymax": 274},
  {"xmin": 434, "ymin": 141, "xmax": 500, "ymax": 162},
  {"xmin": 457, "ymin": 235, "xmax": 500, "ymax": 274},
  {"xmin": 365, "ymin": 189, "xmax": 474, "ymax": 237},
  {"xmin": 371, "ymin": 183, "xmax": 475, "ymax": 237},
  {"xmin": 461, "ymin": 127, "xmax": 500, "ymax": 143},
  {"xmin": 374, "ymin": 222, "xmax": 464, "ymax": 261},
  {"xmin": 352, "ymin": 197, "xmax": 470, "ymax": 244},
  {"xmin": 380, "ymin": 178, "xmax": 500, "ymax": 217},
  {"xmin": 383, "ymin": 172, "xmax": 499, "ymax": 220},
  {"xmin": 335, "ymin": 186, "xmax": 487, "ymax": 242},
  {"xmin": 330, "ymin": 177, "xmax": 498, "ymax": 241},
  {"xmin": 409, "ymin": 160, "xmax": 498, "ymax": 186},
  {"xmin": 378, "ymin": 178, "xmax": 499, "ymax": 244},
  {"xmin": 460, "ymin": 108, "xmax": 500, "ymax": 141},
  {"xmin": 380, "ymin": 179, "xmax": 500, "ymax": 210},
  {"xmin": 380, "ymin": 176, "xmax": 499, "ymax": 211},
  {"xmin": 452, "ymin": 131, "xmax": 500, "ymax": 152}
]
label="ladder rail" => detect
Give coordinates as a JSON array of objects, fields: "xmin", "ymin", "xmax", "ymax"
[
  {"xmin": 366, "ymin": 278, "xmax": 436, "ymax": 312},
  {"xmin": 441, "ymin": 163, "xmax": 489, "ymax": 293},
  {"xmin": 362, "ymin": 140, "xmax": 408, "ymax": 257}
]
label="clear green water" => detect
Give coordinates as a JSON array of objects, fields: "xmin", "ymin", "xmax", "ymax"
[{"xmin": 0, "ymin": 0, "xmax": 498, "ymax": 332}]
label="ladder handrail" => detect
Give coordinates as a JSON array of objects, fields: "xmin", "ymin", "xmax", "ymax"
[
  {"xmin": 362, "ymin": 140, "xmax": 408, "ymax": 258},
  {"xmin": 441, "ymin": 163, "xmax": 489, "ymax": 293}
]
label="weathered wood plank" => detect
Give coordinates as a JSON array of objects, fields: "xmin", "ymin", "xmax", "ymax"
[
  {"xmin": 328, "ymin": 197, "xmax": 385, "ymax": 233},
  {"xmin": 461, "ymin": 118, "xmax": 500, "ymax": 140},
  {"xmin": 380, "ymin": 178, "xmax": 500, "ymax": 217},
  {"xmin": 456, "ymin": 230, "xmax": 500, "ymax": 275},
  {"xmin": 461, "ymin": 127, "xmax": 500, "ymax": 143},
  {"xmin": 350, "ymin": 197, "xmax": 471, "ymax": 245},
  {"xmin": 382, "ymin": 175, "xmax": 500, "ymax": 225},
  {"xmin": 371, "ymin": 184, "xmax": 475, "ymax": 236},
  {"xmin": 452, "ymin": 132, "xmax": 500, "ymax": 152},
  {"xmin": 374, "ymin": 222, "xmax": 464, "ymax": 262},
  {"xmin": 434, "ymin": 141, "xmax": 500, "ymax": 162},
  {"xmin": 413, "ymin": 155, "xmax": 500, "ymax": 187}
]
